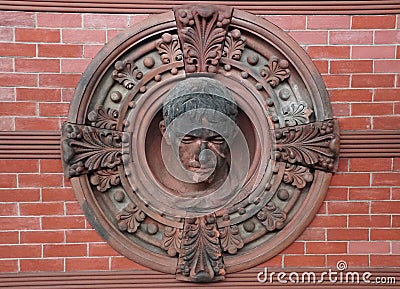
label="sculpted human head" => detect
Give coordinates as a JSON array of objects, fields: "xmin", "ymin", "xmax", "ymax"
[{"xmin": 160, "ymin": 77, "xmax": 238, "ymax": 186}]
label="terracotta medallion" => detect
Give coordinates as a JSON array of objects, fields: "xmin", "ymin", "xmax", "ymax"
[{"xmin": 61, "ymin": 4, "xmax": 339, "ymax": 282}]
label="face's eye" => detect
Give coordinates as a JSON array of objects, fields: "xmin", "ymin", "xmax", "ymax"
[
  {"xmin": 180, "ymin": 135, "xmax": 197, "ymax": 144},
  {"xmin": 209, "ymin": 136, "xmax": 225, "ymax": 145}
]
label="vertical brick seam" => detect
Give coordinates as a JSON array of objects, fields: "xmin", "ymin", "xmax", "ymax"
[{"xmin": 0, "ymin": 11, "xmax": 400, "ymax": 272}]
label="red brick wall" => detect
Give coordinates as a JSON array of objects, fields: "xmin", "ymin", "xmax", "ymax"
[{"xmin": 0, "ymin": 11, "xmax": 399, "ymax": 273}]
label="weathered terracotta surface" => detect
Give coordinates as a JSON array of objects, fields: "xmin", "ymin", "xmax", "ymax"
[{"xmin": 61, "ymin": 4, "xmax": 339, "ymax": 282}]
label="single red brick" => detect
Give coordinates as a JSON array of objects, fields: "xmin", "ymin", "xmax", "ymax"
[
  {"xmin": 0, "ymin": 245, "xmax": 41, "ymax": 258},
  {"xmin": 18, "ymin": 173, "xmax": 63, "ymax": 188},
  {"xmin": 394, "ymin": 103, "xmax": 400, "ymax": 114},
  {"xmin": 0, "ymin": 58, "xmax": 13, "ymax": 72},
  {"xmin": 0, "ymin": 43, "xmax": 36, "ymax": 57},
  {"xmin": 110, "ymin": 257, "xmax": 149, "ymax": 270},
  {"xmin": 328, "ymin": 201, "xmax": 369, "ymax": 215},
  {"xmin": 353, "ymin": 15, "xmax": 396, "ymax": 29},
  {"xmin": 66, "ymin": 257, "xmax": 109, "ymax": 271},
  {"xmin": 263, "ymin": 15, "xmax": 306, "ymax": 30},
  {"xmin": 370, "ymin": 229, "xmax": 400, "ymax": 241},
  {"xmin": 393, "ymin": 188, "xmax": 400, "ymax": 199},
  {"xmin": 352, "ymin": 74, "xmax": 395, "ymax": 88},
  {"xmin": 336, "ymin": 158, "xmax": 349, "ymax": 173},
  {"xmin": 42, "ymin": 188, "xmax": 75, "ymax": 202},
  {"xmin": 307, "ymin": 15, "xmax": 350, "ymax": 29},
  {"xmin": 0, "ymin": 102, "xmax": 37, "ymax": 117},
  {"xmin": 20, "ymin": 202, "xmax": 64, "ymax": 216},
  {"xmin": 66, "ymin": 202, "xmax": 84, "ymax": 215},
  {"xmin": 327, "ymin": 229, "xmax": 369, "ymax": 241},
  {"xmin": 16, "ymin": 28, "xmax": 60, "ymax": 42},
  {"xmin": 352, "ymin": 46, "xmax": 395, "ymax": 59},
  {"xmin": 42, "ymin": 216, "xmax": 86, "ymax": 229},
  {"xmin": 281, "ymin": 242, "xmax": 305, "ymax": 255},
  {"xmin": 322, "ymin": 75, "xmax": 350, "ymax": 89},
  {"xmin": 372, "ymin": 172, "xmax": 400, "ymax": 186},
  {"xmin": 40, "ymin": 159, "xmax": 63, "ymax": 173},
  {"xmin": 393, "ymin": 216, "xmax": 400, "ymax": 227},
  {"xmin": 394, "ymin": 158, "xmax": 400, "ymax": 171},
  {"xmin": 39, "ymin": 74, "xmax": 81, "ymax": 88},
  {"xmin": 374, "ymin": 30, "xmax": 400, "ymax": 44},
  {"xmin": 20, "ymin": 231, "xmax": 64, "ymax": 244},
  {"xmin": 297, "ymin": 228, "xmax": 326, "ymax": 241},
  {"xmin": 44, "ymin": 243, "xmax": 87, "ymax": 257},
  {"xmin": 38, "ymin": 44, "xmax": 82, "ymax": 58},
  {"xmin": 371, "ymin": 201, "xmax": 400, "ymax": 214},
  {"xmin": 0, "ymin": 188, "xmax": 40, "ymax": 202},
  {"xmin": 309, "ymin": 216, "xmax": 347, "ymax": 228},
  {"xmin": 107, "ymin": 29, "xmax": 124, "ymax": 41},
  {"xmin": 329, "ymin": 89, "xmax": 372, "ymax": 102},
  {"xmin": 128, "ymin": 15, "xmax": 150, "ymax": 27},
  {"xmin": 325, "ymin": 188, "xmax": 348, "ymax": 201},
  {"xmin": 374, "ymin": 116, "xmax": 400, "ymax": 130},
  {"xmin": 15, "ymin": 118, "xmax": 61, "ymax": 131},
  {"xmin": 0, "ymin": 117, "xmax": 14, "ymax": 131},
  {"xmin": 374, "ymin": 60, "xmax": 400, "ymax": 73},
  {"xmin": 307, "ymin": 46, "xmax": 350, "ymax": 59},
  {"xmin": 284, "ymin": 255, "xmax": 326, "ymax": 267},
  {"xmin": 83, "ymin": 44, "xmax": 104, "ymax": 58},
  {"xmin": 332, "ymin": 103, "xmax": 350, "ymax": 116},
  {"xmin": 15, "ymin": 58, "xmax": 60, "ymax": 73},
  {"xmin": 66, "ymin": 229, "xmax": 104, "ymax": 243},
  {"xmin": 349, "ymin": 158, "xmax": 392, "ymax": 172},
  {"xmin": 0, "ymin": 231, "xmax": 19, "ymax": 244},
  {"xmin": 306, "ymin": 242, "xmax": 347, "ymax": 254},
  {"xmin": 0, "ymin": 217, "xmax": 40, "ymax": 230},
  {"xmin": 83, "ymin": 14, "xmax": 129, "ymax": 28},
  {"xmin": 330, "ymin": 31, "xmax": 373, "ymax": 45},
  {"xmin": 349, "ymin": 188, "xmax": 390, "ymax": 201},
  {"xmin": 0, "ymin": 11, "xmax": 35, "ymax": 26},
  {"xmin": 289, "ymin": 31, "xmax": 328, "ymax": 45},
  {"xmin": 61, "ymin": 59, "xmax": 91, "ymax": 73},
  {"xmin": 313, "ymin": 60, "xmax": 328, "ymax": 74},
  {"xmin": 0, "ymin": 174, "xmax": 17, "ymax": 188},
  {"xmin": 20, "ymin": 258, "xmax": 64, "ymax": 272},
  {"xmin": 326, "ymin": 255, "xmax": 369, "ymax": 267},
  {"xmin": 16, "ymin": 88, "xmax": 62, "ymax": 102},
  {"xmin": 39, "ymin": 102, "xmax": 70, "ymax": 117},
  {"xmin": 37, "ymin": 13, "xmax": 82, "ymax": 28},
  {"xmin": 0, "ymin": 27, "xmax": 13, "ymax": 41},
  {"xmin": 393, "ymin": 242, "xmax": 400, "ymax": 254},
  {"xmin": 349, "ymin": 241, "xmax": 390, "ymax": 254},
  {"xmin": 370, "ymin": 255, "xmax": 400, "ymax": 267},
  {"xmin": 61, "ymin": 88, "xmax": 75, "ymax": 102},
  {"xmin": 0, "ymin": 260, "xmax": 18, "ymax": 273},
  {"xmin": 330, "ymin": 60, "xmax": 373, "ymax": 74},
  {"xmin": 375, "ymin": 88, "xmax": 400, "ymax": 101},
  {"xmin": 62, "ymin": 29, "xmax": 106, "ymax": 44},
  {"xmin": 0, "ymin": 73, "xmax": 37, "ymax": 87},
  {"xmin": 330, "ymin": 173, "xmax": 370, "ymax": 187},
  {"xmin": 348, "ymin": 215, "xmax": 391, "ymax": 228},
  {"xmin": 0, "ymin": 203, "xmax": 17, "ymax": 216},
  {"xmin": 0, "ymin": 160, "xmax": 38, "ymax": 173},
  {"xmin": 89, "ymin": 243, "xmax": 120, "ymax": 257}
]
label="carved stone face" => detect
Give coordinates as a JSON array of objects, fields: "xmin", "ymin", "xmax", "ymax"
[{"xmin": 160, "ymin": 77, "xmax": 237, "ymax": 191}]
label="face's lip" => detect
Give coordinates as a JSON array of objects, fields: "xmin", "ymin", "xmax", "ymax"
[{"xmin": 188, "ymin": 166, "xmax": 214, "ymax": 174}]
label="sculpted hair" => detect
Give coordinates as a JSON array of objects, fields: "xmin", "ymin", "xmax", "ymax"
[{"xmin": 163, "ymin": 77, "xmax": 238, "ymax": 127}]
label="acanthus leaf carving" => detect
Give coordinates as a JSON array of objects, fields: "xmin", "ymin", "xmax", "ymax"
[
  {"xmin": 61, "ymin": 123, "xmax": 123, "ymax": 178},
  {"xmin": 177, "ymin": 215, "xmax": 225, "ymax": 282},
  {"xmin": 87, "ymin": 105, "xmax": 119, "ymax": 130},
  {"xmin": 274, "ymin": 120, "xmax": 339, "ymax": 172},
  {"xmin": 89, "ymin": 168, "xmax": 120, "ymax": 192},
  {"xmin": 219, "ymin": 225, "xmax": 244, "ymax": 254},
  {"xmin": 283, "ymin": 102, "xmax": 313, "ymax": 127},
  {"xmin": 116, "ymin": 201, "xmax": 145, "ymax": 233},
  {"xmin": 175, "ymin": 5, "xmax": 232, "ymax": 73},
  {"xmin": 257, "ymin": 201, "xmax": 287, "ymax": 231},
  {"xmin": 156, "ymin": 33, "xmax": 183, "ymax": 64},
  {"xmin": 283, "ymin": 164, "xmax": 313, "ymax": 189},
  {"xmin": 161, "ymin": 226, "xmax": 182, "ymax": 257},
  {"xmin": 112, "ymin": 59, "xmax": 143, "ymax": 90},
  {"xmin": 222, "ymin": 29, "xmax": 246, "ymax": 61},
  {"xmin": 260, "ymin": 56, "xmax": 290, "ymax": 87}
]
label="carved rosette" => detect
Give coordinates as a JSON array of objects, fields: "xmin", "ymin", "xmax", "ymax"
[{"xmin": 61, "ymin": 4, "xmax": 340, "ymax": 284}]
